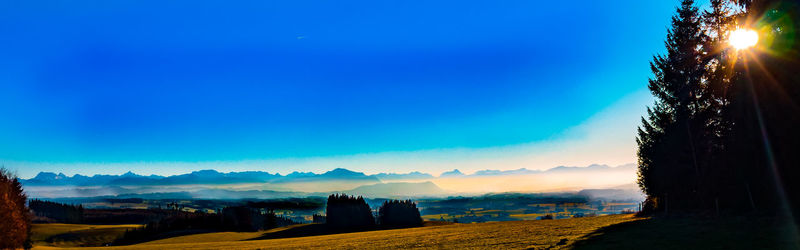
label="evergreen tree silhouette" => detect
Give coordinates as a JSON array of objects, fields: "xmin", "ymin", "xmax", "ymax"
[
  {"xmin": 377, "ymin": 200, "xmax": 422, "ymax": 228},
  {"xmin": 637, "ymin": 0, "xmax": 709, "ymax": 212},
  {"xmin": 325, "ymin": 194, "xmax": 375, "ymax": 228},
  {"xmin": 724, "ymin": 0, "xmax": 800, "ymax": 217},
  {"xmin": 638, "ymin": 0, "xmax": 800, "ymax": 217}
]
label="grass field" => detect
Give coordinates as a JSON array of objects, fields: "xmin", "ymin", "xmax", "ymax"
[
  {"xmin": 33, "ymin": 214, "xmax": 639, "ymax": 250},
  {"xmin": 32, "ymin": 214, "xmax": 798, "ymax": 249},
  {"xmin": 31, "ymin": 224, "xmax": 141, "ymax": 248}
]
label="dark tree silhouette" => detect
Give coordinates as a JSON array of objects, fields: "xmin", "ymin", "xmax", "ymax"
[
  {"xmin": 377, "ymin": 200, "xmax": 422, "ymax": 228},
  {"xmin": 114, "ymin": 206, "xmax": 293, "ymax": 245},
  {"xmin": 638, "ymin": 0, "xmax": 800, "ymax": 218},
  {"xmin": 325, "ymin": 194, "xmax": 375, "ymax": 228},
  {"xmin": 637, "ymin": 0, "xmax": 710, "ymax": 212},
  {"xmin": 723, "ymin": 0, "xmax": 800, "ymax": 217},
  {"xmin": 312, "ymin": 214, "xmax": 326, "ymax": 223},
  {"xmin": 0, "ymin": 168, "xmax": 32, "ymax": 249},
  {"xmin": 29, "ymin": 199, "xmax": 84, "ymax": 223}
]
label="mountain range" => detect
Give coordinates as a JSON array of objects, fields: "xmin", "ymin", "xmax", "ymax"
[
  {"xmin": 22, "ymin": 164, "xmax": 640, "ymax": 199},
  {"xmin": 22, "ymin": 163, "xmax": 636, "ymax": 187}
]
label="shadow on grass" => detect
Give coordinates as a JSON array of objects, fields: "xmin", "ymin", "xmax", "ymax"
[
  {"xmin": 44, "ymin": 227, "xmax": 140, "ymax": 247},
  {"xmin": 246, "ymin": 221, "xmax": 450, "ymax": 241},
  {"xmin": 571, "ymin": 216, "xmax": 800, "ymax": 250},
  {"xmin": 245, "ymin": 224, "xmax": 372, "ymax": 241}
]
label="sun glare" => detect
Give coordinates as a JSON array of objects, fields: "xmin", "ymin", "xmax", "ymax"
[{"xmin": 729, "ymin": 28, "xmax": 758, "ymax": 50}]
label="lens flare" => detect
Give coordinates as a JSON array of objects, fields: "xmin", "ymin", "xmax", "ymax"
[{"xmin": 729, "ymin": 29, "xmax": 759, "ymax": 50}]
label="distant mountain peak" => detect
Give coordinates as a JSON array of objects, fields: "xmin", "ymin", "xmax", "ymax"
[
  {"xmin": 121, "ymin": 171, "xmax": 139, "ymax": 177},
  {"xmin": 440, "ymin": 169, "xmax": 464, "ymax": 177},
  {"xmin": 372, "ymin": 171, "xmax": 434, "ymax": 181},
  {"xmin": 33, "ymin": 172, "xmax": 57, "ymax": 180},
  {"xmin": 286, "ymin": 171, "xmax": 315, "ymax": 178},
  {"xmin": 322, "ymin": 168, "xmax": 367, "ymax": 177},
  {"xmin": 327, "ymin": 168, "xmax": 356, "ymax": 173},
  {"xmin": 318, "ymin": 168, "xmax": 375, "ymax": 179},
  {"xmin": 586, "ymin": 164, "xmax": 610, "ymax": 169},
  {"xmin": 192, "ymin": 169, "xmax": 220, "ymax": 174}
]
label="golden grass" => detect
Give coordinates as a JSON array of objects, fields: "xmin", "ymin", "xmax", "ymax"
[
  {"xmin": 41, "ymin": 214, "xmax": 640, "ymax": 250},
  {"xmin": 31, "ymin": 224, "xmax": 141, "ymax": 248},
  {"xmin": 139, "ymin": 224, "xmax": 312, "ymax": 245},
  {"xmin": 508, "ymin": 213, "xmax": 544, "ymax": 219},
  {"xmin": 420, "ymin": 213, "xmax": 449, "ymax": 220}
]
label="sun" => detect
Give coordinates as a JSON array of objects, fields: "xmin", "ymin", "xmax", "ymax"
[{"xmin": 729, "ymin": 28, "xmax": 758, "ymax": 50}]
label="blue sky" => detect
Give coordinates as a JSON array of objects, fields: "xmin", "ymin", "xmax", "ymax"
[{"xmin": 1, "ymin": 0, "xmax": 681, "ymax": 178}]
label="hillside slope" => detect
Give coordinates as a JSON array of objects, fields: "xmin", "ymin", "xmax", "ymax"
[
  {"xmin": 31, "ymin": 224, "xmax": 141, "ymax": 248},
  {"xmin": 44, "ymin": 214, "xmax": 638, "ymax": 250}
]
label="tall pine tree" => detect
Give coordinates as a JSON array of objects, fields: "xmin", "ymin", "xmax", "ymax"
[
  {"xmin": 638, "ymin": 0, "xmax": 800, "ymax": 217},
  {"xmin": 637, "ymin": 0, "xmax": 709, "ymax": 212}
]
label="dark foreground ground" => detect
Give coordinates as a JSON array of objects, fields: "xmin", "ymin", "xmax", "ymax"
[{"xmin": 572, "ymin": 215, "xmax": 800, "ymax": 249}]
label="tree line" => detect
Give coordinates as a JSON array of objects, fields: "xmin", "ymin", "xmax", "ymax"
[
  {"xmin": 113, "ymin": 205, "xmax": 295, "ymax": 245},
  {"xmin": 29, "ymin": 199, "xmax": 85, "ymax": 224},
  {"xmin": 324, "ymin": 194, "xmax": 423, "ymax": 229},
  {"xmin": 637, "ymin": 0, "xmax": 799, "ymax": 218}
]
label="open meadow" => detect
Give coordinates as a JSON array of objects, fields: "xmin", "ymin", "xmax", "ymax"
[
  {"xmin": 32, "ymin": 215, "xmax": 640, "ymax": 250},
  {"xmin": 31, "ymin": 214, "xmax": 798, "ymax": 250}
]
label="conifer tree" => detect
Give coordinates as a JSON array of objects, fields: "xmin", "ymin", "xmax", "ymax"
[{"xmin": 637, "ymin": 0, "xmax": 709, "ymax": 212}]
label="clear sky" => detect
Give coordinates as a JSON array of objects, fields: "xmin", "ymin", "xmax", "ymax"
[{"xmin": 1, "ymin": 0, "xmax": 683, "ymax": 178}]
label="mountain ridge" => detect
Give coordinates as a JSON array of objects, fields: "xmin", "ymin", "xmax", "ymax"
[{"xmin": 22, "ymin": 163, "xmax": 636, "ymax": 186}]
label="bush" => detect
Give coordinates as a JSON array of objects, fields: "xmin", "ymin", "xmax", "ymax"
[
  {"xmin": 0, "ymin": 168, "xmax": 32, "ymax": 249},
  {"xmin": 325, "ymin": 194, "xmax": 374, "ymax": 228},
  {"xmin": 377, "ymin": 200, "xmax": 422, "ymax": 228}
]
